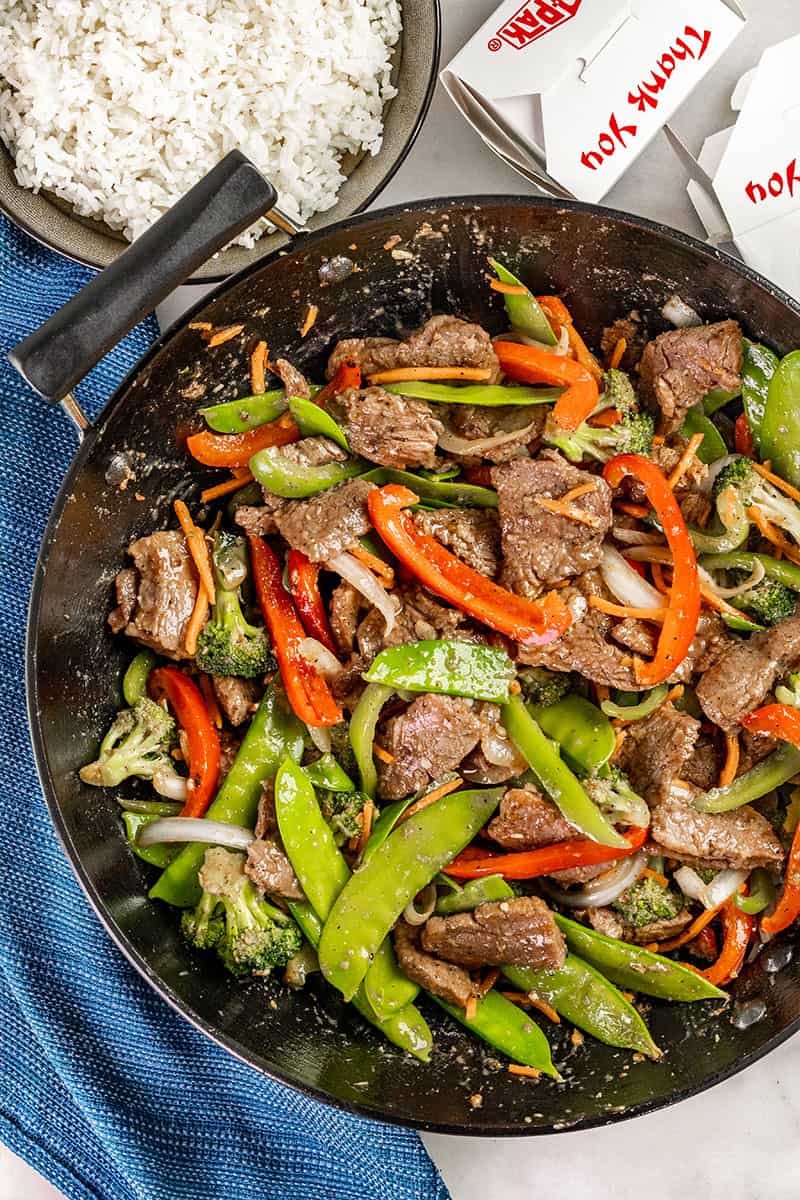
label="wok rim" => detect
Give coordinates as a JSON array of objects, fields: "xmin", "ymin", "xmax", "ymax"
[{"xmin": 26, "ymin": 193, "xmax": 800, "ymax": 1136}]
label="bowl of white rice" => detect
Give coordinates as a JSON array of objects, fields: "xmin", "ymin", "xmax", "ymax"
[{"xmin": 0, "ymin": 0, "xmax": 439, "ymax": 281}]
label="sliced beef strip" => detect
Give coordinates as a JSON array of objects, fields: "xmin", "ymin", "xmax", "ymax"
[
  {"xmin": 273, "ymin": 478, "xmax": 375, "ymax": 563},
  {"xmin": 682, "ymin": 736, "xmax": 723, "ymax": 792},
  {"xmin": 615, "ymin": 703, "xmax": 700, "ymax": 805},
  {"xmin": 695, "ymin": 609, "xmax": 800, "ymax": 731},
  {"xmin": 421, "ymin": 897, "xmax": 566, "ymax": 970},
  {"xmin": 487, "ymin": 784, "xmax": 575, "ymax": 849},
  {"xmin": 212, "ymin": 675, "xmax": 262, "ymax": 727},
  {"xmin": 393, "ymin": 920, "xmax": 477, "ymax": 1009},
  {"xmin": 492, "ymin": 452, "xmax": 612, "ymax": 598},
  {"xmin": 271, "ymin": 436, "xmax": 347, "ymax": 469},
  {"xmin": 586, "ymin": 906, "xmax": 692, "ymax": 945},
  {"xmin": 737, "ymin": 729, "xmax": 779, "ymax": 776},
  {"xmin": 351, "ymin": 584, "xmax": 485, "ymax": 671},
  {"xmin": 108, "ymin": 568, "xmax": 138, "ymax": 633},
  {"xmin": 624, "ymin": 436, "xmax": 708, "ymax": 504},
  {"xmin": 328, "ymin": 315, "xmax": 501, "ymax": 382},
  {"xmin": 273, "ymin": 356, "xmax": 311, "ymax": 399},
  {"xmin": 245, "ymin": 781, "xmax": 304, "ymax": 900},
  {"xmin": 218, "ymin": 729, "xmax": 242, "ymax": 786},
  {"xmin": 638, "ymin": 320, "xmax": 743, "ymax": 434},
  {"xmin": 649, "ymin": 790, "xmax": 785, "ymax": 870},
  {"xmin": 234, "ymin": 505, "xmax": 279, "ymax": 538},
  {"xmin": 339, "ymin": 386, "xmax": 443, "ymax": 470},
  {"xmin": 376, "ymin": 693, "xmax": 483, "ymax": 800},
  {"xmin": 610, "ymin": 612, "xmax": 733, "ymax": 688},
  {"xmin": 327, "ymin": 336, "xmax": 398, "ymax": 379},
  {"xmin": 414, "ymin": 508, "xmax": 500, "ymax": 577},
  {"xmin": 600, "ymin": 311, "xmax": 645, "ymax": 372},
  {"xmin": 446, "ymin": 404, "xmax": 546, "ymax": 464},
  {"xmin": 461, "ymin": 717, "xmax": 528, "ymax": 786},
  {"xmin": 329, "ymin": 582, "xmax": 363, "ymax": 656},
  {"xmin": 108, "ymin": 530, "xmax": 198, "ymax": 659},
  {"xmin": 610, "ymin": 618, "xmax": 657, "ymax": 658}
]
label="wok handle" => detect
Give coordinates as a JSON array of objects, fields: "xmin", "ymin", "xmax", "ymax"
[{"xmin": 9, "ymin": 151, "xmax": 293, "ymax": 405}]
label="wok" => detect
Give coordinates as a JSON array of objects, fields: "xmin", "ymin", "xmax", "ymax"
[{"xmin": 14, "ymin": 155, "xmax": 800, "ymax": 1134}]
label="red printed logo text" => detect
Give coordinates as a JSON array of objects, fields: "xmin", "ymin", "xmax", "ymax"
[{"xmin": 491, "ymin": 0, "xmax": 582, "ymax": 52}]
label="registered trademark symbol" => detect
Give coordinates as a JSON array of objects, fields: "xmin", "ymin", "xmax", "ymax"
[{"xmin": 487, "ymin": 37, "xmax": 502, "ymax": 51}]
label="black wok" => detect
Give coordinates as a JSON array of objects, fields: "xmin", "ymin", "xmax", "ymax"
[{"xmin": 16, "ymin": 156, "xmax": 800, "ymax": 1135}]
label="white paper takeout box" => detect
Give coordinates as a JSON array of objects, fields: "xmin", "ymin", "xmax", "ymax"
[{"xmin": 442, "ymin": 0, "xmax": 746, "ymax": 203}]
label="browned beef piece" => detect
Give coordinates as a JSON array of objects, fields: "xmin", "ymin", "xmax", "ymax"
[
  {"xmin": 600, "ymin": 312, "xmax": 645, "ymax": 372},
  {"xmin": 586, "ymin": 906, "xmax": 692, "ymax": 945},
  {"xmin": 461, "ymin": 716, "xmax": 528, "ymax": 785},
  {"xmin": 549, "ymin": 862, "xmax": 614, "ymax": 886},
  {"xmin": 329, "ymin": 582, "xmax": 363, "ymax": 656},
  {"xmin": 414, "ymin": 508, "xmax": 500, "ymax": 577},
  {"xmin": 649, "ymin": 791, "xmax": 785, "ymax": 870},
  {"xmin": 615, "ymin": 703, "xmax": 700, "ymax": 805},
  {"xmin": 421, "ymin": 897, "xmax": 566, "ymax": 970},
  {"xmin": 446, "ymin": 404, "xmax": 546, "ymax": 464},
  {"xmin": 487, "ymin": 784, "xmax": 575, "ymax": 849},
  {"xmin": 271, "ymin": 436, "xmax": 347, "ymax": 469},
  {"xmin": 234, "ymin": 505, "xmax": 280, "ymax": 538},
  {"xmin": 682, "ymin": 736, "xmax": 723, "ymax": 791},
  {"xmin": 624, "ymin": 436, "xmax": 708, "ymax": 504},
  {"xmin": 638, "ymin": 320, "xmax": 743, "ymax": 433},
  {"xmin": 339, "ymin": 386, "xmax": 443, "ymax": 469},
  {"xmin": 492, "ymin": 453, "xmax": 612, "ymax": 597},
  {"xmin": 330, "ymin": 653, "xmax": 369, "ymax": 713},
  {"xmin": 613, "ymin": 612, "xmax": 733, "ymax": 688},
  {"xmin": 328, "ymin": 315, "xmax": 501, "ymax": 381},
  {"xmin": 393, "ymin": 920, "xmax": 476, "ymax": 1008},
  {"xmin": 218, "ymin": 730, "xmax": 242, "ymax": 785},
  {"xmin": 108, "ymin": 531, "xmax": 197, "ymax": 659},
  {"xmin": 274, "ymin": 478, "xmax": 375, "ymax": 563},
  {"xmin": 737, "ymin": 729, "xmax": 779, "ymax": 776},
  {"xmin": 273, "ymin": 356, "xmax": 311, "ymax": 399},
  {"xmin": 245, "ymin": 782, "xmax": 304, "ymax": 900},
  {"xmin": 376, "ymin": 693, "xmax": 484, "ymax": 799},
  {"xmin": 680, "ymin": 491, "xmax": 712, "ymax": 529},
  {"xmin": 212, "ymin": 675, "xmax": 262, "ymax": 726},
  {"xmin": 610, "ymin": 618, "xmax": 657, "ymax": 658},
  {"xmin": 387, "ymin": 586, "xmax": 482, "ymax": 647},
  {"xmin": 695, "ymin": 609, "xmax": 800, "ymax": 731},
  {"xmin": 108, "ymin": 568, "xmax": 138, "ymax": 633}
]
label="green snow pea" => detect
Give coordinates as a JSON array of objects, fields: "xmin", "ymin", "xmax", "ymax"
[
  {"xmin": 527, "ymin": 694, "xmax": 616, "ymax": 774},
  {"xmin": 150, "ymin": 685, "xmax": 305, "ymax": 907},
  {"xmin": 760, "ymin": 350, "xmax": 800, "ymax": 487},
  {"xmin": 488, "ymin": 257, "xmax": 557, "ymax": 345},
  {"xmin": 122, "ymin": 812, "xmax": 178, "ymax": 869},
  {"xmin": 318, "ymin": 787, "xmax": 504, "ymax": 1000},
  {"xmin": 734, "ymin": 868, "xmax": 775, "ymax": 915},
  {"xmin": 703, "ymin": 387, "xmax": 740, "ymax": 415},
  {"xmin": 249, "ymin": 445, "xmax": 366, "ymax": 498},
  {"xmin": 741, "ymin": 341, "xmax": 779, "ymax": 450},
  {"xmin": 200, "ymin": 389, "xmax": 289, "ymax": 433},
  {"xmin": 361, "ymin": 467, "xmax": 497, "ymax": 509},
  {"xmin": 431, "ymin": 990, "xmax": 559, "ymax": 1077},
  {"xmin": 349, "ymin": 682, "xmax": 392, "ymax": 797},
  {"xmin": 122, "ymin": 650, "xmax": 156, "ymax": 706},
  {"xmin": 384, "ymin": 381, "xmax": 560, "ymax": 406},
  {"xmin": 435, "ymin": 875, "xmax": 514, "ymax": 914},
  {"xmin": 225, "ymin": 481, "xmax": 263, "ymax": 520},
  {"xmin": 600, "ymin": 684, "xmax": 669, "ymax": 722},
  {"xmin": 503, "ymin": 695, "xmax": 624, "ymax": 847},
  {"xmin": 363, "ymin": 640, "xmax": 516, "ymax": 704},
  {"xmin": 503, "ymin": 956, "xmax": 660, "ymax": 1058},
  {"xmin": 361, "ymin": 795, "xmax": 417, "ymax": 863},
  {"xmin": 304, "ymin": 753, "xmax": 355, "ymax": 792},
  {"xmin": 680, "ymin": 406, "xmax": 727, "ymax": 464},
  {"xmin": 700, "ymin": 551, "xmax": 800, "ymax": 592},
  {"xmin": 289, "ymin": 396, "xmax": 350, "ymax": 451},
  {"xmin": 553, "ymin": 914, "xmax": 725, "ymax": 1001},
  {"xmin": 694, "ymin": 743, "xmax": 800, "ymax": 813}
]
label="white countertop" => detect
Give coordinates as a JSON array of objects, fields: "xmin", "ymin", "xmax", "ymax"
[{"xmin": 10, "ymin": 1, "xmax": 800, "ymax": 1197}]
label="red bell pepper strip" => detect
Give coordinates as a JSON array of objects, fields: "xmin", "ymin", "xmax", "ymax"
[
  {"xmin": 445, "ymin": 825, "xmax": 648, "ymax": 880},
  {"xmin": 314, "ymin": 359, "xmax": 362, "ymax": 407},
  {"xmin": 493, "ymin": 339, "xmax": 599, "ymax": 432},
  {"xmin": 148, "ymin": 667, "xmax": 220, "ymax": 819},
  {"xmin": 248, "ymin": 534, "xmax": 342, "ymax": 728},
  {"xmin": 702, "ymin": 896, "xmax": 754, "ymax": 986},
  {"xmin": 734, "ymin": 412, "xmax": 754, "ymax": 458},
  {"xmin": 603, "ymin": 453, "xmax": 701, "ymax": 686},
  {"xmin": 367, "ymin": 485, "xmax": 571, "ymax": 646},
  {"xmin": 187, "ymin": 413, "xmax": 299, "ymax": 467},
  {"xmin": 287, "ymin": 549, "xmax": 338, "ymax": 656},
  {"xmin": 535, "ymin": 295, "xmax": 603, "ymax": 382}
]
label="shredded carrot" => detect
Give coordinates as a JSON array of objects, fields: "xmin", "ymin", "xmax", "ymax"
[
  {"xmin": 665, "ymin": 684, "xmax": 684, "ymax": 704},
  {"xmin": 527, "ymin": 996, "xmax": 560, "ymax": 1024},
  {"xmin": 588, "ymin": 407, "xmax": 621, "ymax": 429},
  {"xmin": 397, "ymin": 777, "xmax": 463, "ymax": 825},
  {"xmin": 609, "ymin": 337, "xmax": 627, "ymax": 369},
  {"xmin": 719, "ymin": 732, "xmax": 740, "ymax": 788},
  {"xmin": 749, "ymin": 506, "xmax": 800, "ymax": 565},
  {"xmin": 465, "ymin": 995, "xmax": 478, "ymax": 1021},
  {"xmin": 174, "ymin": 499, "xmax": 216, "ymax": 604},
  {"xmin": 652, "ymin": 434, "xmax": 665, "ymax": 446},
  {"xmin": 594, "ymin": 683, "xmax": 610, "ymax": 704},
  {"xmin": 613, "ymin": 727, "xmax": 628, "ymax": 755},
  {"xmin": 651, "ymin": 562, "xmax": 669, "ymax": 594},
  {"xmin": 508, "ymin": 1064, "xmax": 541, "ymax": 1079},
  {"xmin": 490, "ymin": 279, "xmax": 529, "ymax": 296},
  {"xmin": 250, "ymin": 340, "xmax": 268, "ymax": 395},
  {"xmin": 477, "ymin": 968, "xmax": 501, "ymax": 997},
  {"xmin": 667, "ymin": 433, "xmax": 704, "ymax": 490},
  {"xmin": 655, "ymin": 903, "xmax": 725, "ymax": 952},
  {"xmin": 534, "ymin": 496, "xmax": 602, "ymax": 528},
  {"xmin": 641, "ymin": 867, "xmax": 669, "ymax": 887},
  {"xmin": 616, "ymin": 502, "xmax": 650, "ymax": 519},
  {"xmin": 207, "ymin": 324, "xmax": 244, "ymax": 348},
  {"xmin": 509, "ymin": 679, "xmax": 521, "ymax": 695},
  {"xmin": 188, "ymin": 321, "xmax": 212, "ymax": 332},
  {"xmin": 200, "ymin": 471, "xmax": 254, "ymax": 503},
  {"xmin": 500, "ymin": 991, "xmax": 533, "ymax": 1005},
  {"xmin": 367, "ymin": 365, "xmax": 493, "ymax": 385},
  {"xmin": 373, "ymin": 742, "xmax": 395, "ymax": 764},
  {"xmin": 753, "ymin": 461, "xmax": 800, "ymax": 502},
  {"xmin": 300, "ymin": 304, "xmax": 319, "ymax": 338},
  {"xmin": 184, "ymin": 589, "xmax": 209, "ymax": 657},
  {"xmin": 588, "ymin": 595, "xmax": 666, "ymax": 622},
  {"xmin": 536, "ymin": 295, "xmax": 603, "ymax": 381},
  {"xmin": 356, "ymin": 796, "xmax": 375, "ymax": 856},
  {"xmin": 198, "ymin": 674, "xmax": 223, "ymax": 729},
  {"xmin": 350, "ymin": 543, "xmax": 395, "ymax": 586},
  {"xmin": 561, "ymin": 481, "xmax": 597, "ymax": 503}
]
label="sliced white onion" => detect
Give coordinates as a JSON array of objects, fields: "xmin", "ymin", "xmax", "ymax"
[
  {"xmin": 438, "ymin": 418, "xmax": 540, "ymax": 457},
  {"xmin": 494, "ymin": 326, "xmax": 570, "ymax": 355},
  {"xmin": 698, "ymin": 560, "xmax": 765, "ymax": 599},
  {"xmin": 137, "ymin": 817, "xmax": 255, "ymax": 850},
  {"xmin": 675, "ymin": 865, "xmax": 749, "ymax": 909},
  {"xmin": 307, "ymin": 723, "xmax": 332, "ymax": 753},
  {"xmin": 481, "ymin": 728, "xmax": 522, "ymax": 768},
  {"xmin": 674, "ymin": 865, "xmax": 707, "ymax": 903},
  {"xmin": 153, "ymin": 768, "xmax": 189, "ymax": 802},
  {"xmin": 328, "ymin": 551, "xmax": 399, "ymax": 636},
  {"xmin": 661, "ymin": 295, "xmax": 701, "ymax": 328},
  {"xmin": 600, "ymin": 544, "xmax": 665, "ymax": 609},
  {"xmin": 701, "ymin": 453, "xmax": 738, "ymax": 494},
  {"xmin": 624, "ymin": 545, "xmax": 674, "ymax": 564},
  {"xmin": 612, "ymin": 526, "xmax": 667, "ymax": 546},
  {"xmin": 299, "ymin": 637, "xmax": 342, "ymax": 679},
  {"xmin": 403, "ymin": 884, "xmax": 438, "ymax": 925},
  {"xmin": 543, "ymin": 852, "xmax": 645, "ymax": 908}
]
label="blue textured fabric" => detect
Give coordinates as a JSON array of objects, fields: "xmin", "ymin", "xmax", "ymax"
[{"xmin": 0, "ymin": 216, "xmax": 448, "ymax": 1200}]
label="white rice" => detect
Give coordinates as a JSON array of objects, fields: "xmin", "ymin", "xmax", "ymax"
[{"xmin": 0, "ymin": 0, "xmax": 401, "ymax": 246}]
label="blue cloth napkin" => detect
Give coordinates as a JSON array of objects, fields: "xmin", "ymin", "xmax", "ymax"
[{"xmin": 0, "ymin": 216, "xmax": 449, "ymax": 1200}]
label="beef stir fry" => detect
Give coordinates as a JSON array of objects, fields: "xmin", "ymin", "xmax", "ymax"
[{"xmin": 81, "ymin": 262, "xmax": 800, "ymax": 1078}]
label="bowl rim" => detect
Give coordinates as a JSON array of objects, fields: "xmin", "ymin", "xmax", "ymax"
[{"xmin": 26, "ymin": 192, "xmax": 800, "ymax": 1135}]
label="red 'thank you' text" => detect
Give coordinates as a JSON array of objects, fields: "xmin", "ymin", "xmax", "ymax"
[{"xmin": 746, "ymin": 159, "xmax": 800, "ymax": 206}]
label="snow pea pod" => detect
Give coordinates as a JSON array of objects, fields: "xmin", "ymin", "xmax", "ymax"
[
  {"xmin": 249, "ymin": 446, "xmax": 366, "ymax": 498},
  {"xmin": 600, "ymin": 685, "xmax": 669, "ymax": 722},
  {"xmin": 735, "ymin": 868, "xmax": 775, "ymax": 915},
  {"xmin": 488, "ymin": 258, "xmax": 557, "ymax": 345},
  {"xmin": 553, "ymin": 914, "xmax": 725, "ymax": 1001},
  {"xmin": 703, "ymin": 387, "xmax": 740, "ymax": 415},
  {"xmin": 363, "ymin": 640, "xmax": 516, "ymax": 703},
  {"xmin": 304, "ymin": 753, "xmax": 355, "ymax": 792},
  {"xmin": 289, "ymin": 396, "xmax": 350, "ymax": 451},
  {"xmin": 361, "ymin": 467, "xmax": 497, "ymax": 508},
  {"xmin": 741, "ymin": 341, "xmax": 779, "ymax": 450},
  {"xmin": 431, "ymin": 990, "xmax": 559, "ymax": 1077},
  {"xmin": 384, "ymin": 381, "xmax": 560, "ymax": 406},
  {"xmin": 349, "ymin": 682, "xmax": 392, "ymax": 797},
  {"xmin": 680, "ymin": 406, "xmax": 727, "ymax": 464},
  {"xmin": 122, "ymin": 812, "xmax": 178, "ymax": 869},
  {"xmin": 528, "ymin": 694, "xmax": 615, "ymax": 774},
  {"xmin": 361, "ymin": 795, "xmax": 416, "ymax": 863},
  {"xmin": 760, "ymin": 350, "xmax": 800, "ymax": 487},
  {"xmin": 435, "ymin": 874, "xmax": 514, "ymax": 914},
  {"xmin": 700, "ymin": 551, "xmax": 800, "ymax": 592},
  {"xmin": 200, "ymin": 389, "xmax": 289, "ymax": 433},
  {"xmin": 503, "ymin": 956, "xmax": 660, "ymax": 1058},
  {"xmin": 694, "ymin": 743, "xmax": 800, "ymax": 813},
  {"xmin": 503, "ymin": 695, "xmax": 625, "ymax": 847},
  {"xmin": 318, "ymin": 788, "xmax": 504, "ymax": 1000},
  {"xmin": 122, "ymin": 650, "xmax": 156, "ymax": 706}
]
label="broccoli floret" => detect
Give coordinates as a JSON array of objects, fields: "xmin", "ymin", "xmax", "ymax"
[
  {"xmin": 191, "ymin": 847, "xmax": 302, "ymax": 976},
  {"xmin": 317, "ymin": 789, "xmax": 366, "ymax": 844},
  {"xmin": 196, "ymin": 531, "xmax": 274, "ymax": 678},
  {"xmin": 775, "ymin": 672, "xmax": 800, "ymax": 707},
  {"xmin": 602, "ymin": 368, "xmax": 638, "ymax": 414},
  {"xmin": 713, "ymin": 456, "xmax": 800, "ymax": 549},
  {"xmin": 584, "ymin": 765, "xmax": 649, "ymax": 829},
  {"xmin": 612, "ymin": 876, "xmax": 685, "ymax": 929},
  {"xmin": 518, "ymin": 667, "xmax": 574, "ymax": 708},
  {"xmin": 80, "ymin": 697, "xmax": 180, "ymax": 788},
  {"xmin": 731, "ymin": 575, "xmax": 797, "ymax": 627},
  {"xmin": 543, "ymin": 405, "xmax": 654, "ymax": 464}
]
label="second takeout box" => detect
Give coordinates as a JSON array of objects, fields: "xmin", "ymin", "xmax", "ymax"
[{"xmin": 442, "ymin": 0, "xmax": 746, "ymax": 202}]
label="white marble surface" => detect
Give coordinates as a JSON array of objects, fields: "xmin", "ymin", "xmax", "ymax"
[{"xmin": 12, "ymin": 1, "xmax": 800, "ymax": 1198}]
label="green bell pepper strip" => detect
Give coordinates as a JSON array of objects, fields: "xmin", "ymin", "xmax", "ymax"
[
  {"xmin": 200, "ymin": 389, "xmax": 289, "ymax": 433},
  {"xmin": 734, "ymin": 868, "xmax": 775, "ymax": 915},
  {"xmin": 503, "ymin": 695, "xmax": 625, "ymax": 847},
  {"xmin": 553, "ymin": 914, "xmax": 725, "ymax": 1001},
  {"xmin": 361, "ymin": 796, "xmax": 416, "ymax": 862},
  {"xmin": 289, "ymin": 396, "xmax": 350, "ymax": 451},
  {"xmin": 431, "ymin": 991, "xmax": 559, "ymax": 1077},
  {"xmin": 693, "ymin": 744, "xmax": 800, "ymax": 814},
  {"xmin": 435, "ymin": 875, "xmax": 514, "ymax": 914},
  {"xmin": 741, "ymin": 341, "xmax": 779, "ymax": 450},
  {"xmin": 384, "ymin": 381, "xmax": 560, "ymax": 406},
  {"xmin": 363, "ymin": 640, "xmax": 516, "ymax": 704},
  {"xmin": 150, "ymin": 686, "xmax": 305, "ymax": 906},
  {"xmin": 349, "ymin": 682, "xmax": 393, "ymax": 797},
  {"xmin": 361, "ymin": 467, "xmax": 497, "ymax": 509},
  {"xmin": 249, "ymin": 446, "xmax": 367, "ymax": 499},
  {"xmin": 680, "ymin": 406, "xmax": 728, "ymax": 464},
  {"xmin": 122, "ymin": 812, "xmax": 179, "ymax": 869},
  {"xmin": 720, "ymin": 612, "xmax": 764, "ymax": 634},
  {"xmin": 304, "ymin": 753, "xmax": 355, "ymax": 792},
  {"xmin": 118, "ymin": 797, "xmax": 182, "ymax": 816},
  {"xmin": 600, "ymin": 684, "xmax": 669, "ymax": 722},
  {"xmin": 761, "ymin": 350, "xmax": 800, "ymax": 488},
  {"xmin": 488, "ymin": 258, "xmax": 557, "ymax": 345},
  {"xmin": 502, "ymin": 956, "xmax": 661, "ymax": 1058},
  {"xmin": 225, "ymin": 481, "xmax": 263, "ymax": 520},
  {"xmin": 318, "ymin": 788, "xmax": 504, "ymax": 1000},
  {"xmin": 703, "ymin": 387, "xmax": 741, "ymax": 415},
  {"xmin": 527, "ymin": 694, "xmax": 616, "ymax": 774},
  {"xmin": 700, "ymin": 551, "xmax": 800, "ymax": 592},
  {"xmin": 122, "ymin": 650, "xmax": 156, "ymax": 706}
]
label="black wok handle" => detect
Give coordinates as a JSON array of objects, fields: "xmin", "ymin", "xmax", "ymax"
[{"xmin": 9, "ymin": 151, "xmax": 287, "ymax": 403}]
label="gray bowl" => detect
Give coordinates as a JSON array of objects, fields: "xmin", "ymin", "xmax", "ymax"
[{"xmin": 0, "ymin": 0, "xmax": 440, "ymax": 282}]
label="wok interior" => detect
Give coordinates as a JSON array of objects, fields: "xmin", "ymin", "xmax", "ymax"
[{"xmin": 30, "ymin": 199, "xmax": 800, "ymax": 1132}]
